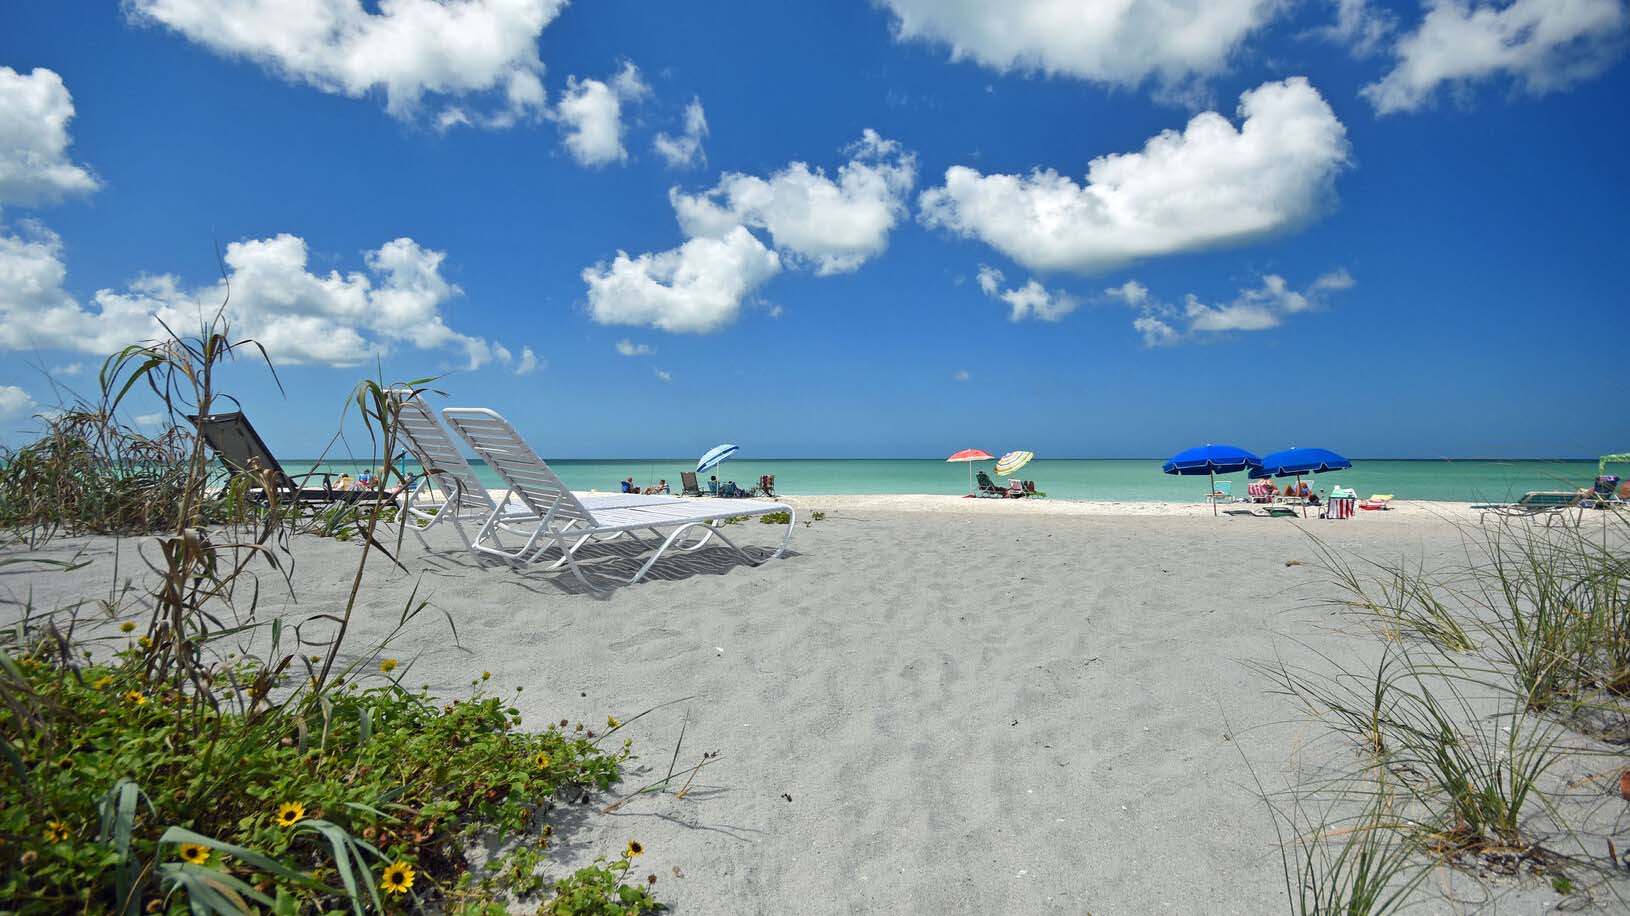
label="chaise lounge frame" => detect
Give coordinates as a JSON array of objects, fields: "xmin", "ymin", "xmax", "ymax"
[{"xmin": 440, "ymin": 407, "xmax": 794, "ymax": 589}]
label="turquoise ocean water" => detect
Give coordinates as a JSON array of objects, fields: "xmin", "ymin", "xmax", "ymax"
[{"xmin": 294, "ymin": 458, "xmax": 1615, "ymax": 504}]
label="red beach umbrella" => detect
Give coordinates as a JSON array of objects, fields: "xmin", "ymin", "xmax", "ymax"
[{"xmin": 946, "ymin": 448, "xmax": 994, "ymax": 495}]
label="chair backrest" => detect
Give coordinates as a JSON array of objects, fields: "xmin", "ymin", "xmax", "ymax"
[
  {"xmin": 1007, "ymin": 479, "xmax": 1023, "ymax": 493},
  {"xmin": 441, "ymin": 408, "xmax": 595, "ymax": 530},
  {"xmin": 1595, "ymin": 475, "xmax": 1620, "ymax": 497},
  {"xmin": 390, "ymin": 390, "xmax": 494, "ymax": 512},
  {"xmin": 681, "ymin": 471, "xmax": 702, "ymax": 495},
  {"xmin": 190, "ymin": 412, "xmax": 295, "ymax": 490}
]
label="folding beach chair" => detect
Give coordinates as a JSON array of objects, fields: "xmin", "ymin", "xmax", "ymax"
[
  {"xmin": 391, "ymin": 391, "xmax": 681, "ymax": 550},
  {"xmin": 441, "ymin": 408, "xmax": 794, "ymax": 589},
  {"xmin": 191, "ymin": 412, "xmax": 337, "ymax": 505},
  {"xmin": 681, "ymin": 471, "xmax": 704, "ymax": 497}
]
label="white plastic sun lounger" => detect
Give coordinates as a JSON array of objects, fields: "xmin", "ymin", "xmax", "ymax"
[
  {"xmin": 391, "ymin": 391, "xmax": 682, "ymax": 550},
  {"xmin": 440, "ymin": 407, "xmax": 794, "ymax": 588}
]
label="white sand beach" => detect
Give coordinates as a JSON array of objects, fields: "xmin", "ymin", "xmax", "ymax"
[{"xmin": 4, "ymin": 502, "xmax": 1618, "ymax": 914}]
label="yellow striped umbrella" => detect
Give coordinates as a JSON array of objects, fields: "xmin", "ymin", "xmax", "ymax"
[{"xmin": 994, "ymin": 450, "xmax": 1033, "ymax": 476}]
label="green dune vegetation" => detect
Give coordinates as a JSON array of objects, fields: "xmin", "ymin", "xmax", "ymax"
[
  {"xmin": 0, "ymin": 320, "xmax": 666, "ymax": 915},
  {"xmin": 1254, "ymin": 513, "xmax": 1630, "ymax": 912}
]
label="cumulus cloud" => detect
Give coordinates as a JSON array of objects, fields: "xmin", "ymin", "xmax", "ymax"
[
  {"xmin": 0, "ymin": 385, "xmax": 37, "ymax": 420},
  {"xmin": 582, "ymin": 226, "xmax": 783, "ymax": 334},
  {"xmin": 1108, "ymin": 269, "xmax": 1354, "ymax": 346},
  {"xmin": 126, "ymin": 0, "xmax": 564, "ymax": 125},
  {"xmin": 919, "ymin": 78, "xmax": 1349, "ymax": 276},
  {"xmin": 652, "ymin": 97, "xmax": 708, "ymax": 169},
  {"xmin": 0, "ymin": 227, "xmax": 528, "ymax": 368},
  {"xmin": 654, "ymin": 368, "xmax": 672, "ymax": 383},
  {"xmin": 585, "ymin": 130, "xmax": 913, "ymax": 332},
  {"xmin": 671, "ymin": 129, "xmax": 916, "ymax": 275},
  {"xmin": 877, "ymin": 0, "xmax": 1279, "ymax": 90},
  {"xmin": 952, "ymin": 369, "xmax": 971, "ymax": 382},
  {"xmin": 1364, "ymin": 0, "xmax": 1628, "ymax": 114},
  {"xmin": 553, "ymin": 62, "xmax": 649, "ymax": 167},
  {"xmin": 615, "ymin": 338, "xmax": 653, "ymax": 356},
  {"xmin": 0, "ymin": 67, "xmax": 100, "ymax": 206},
  {"xmin": 976, "ymin": 265, "xmax": 1079, "ymax": 322}
]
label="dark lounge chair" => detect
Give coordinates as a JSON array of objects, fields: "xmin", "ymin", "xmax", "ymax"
[
  {"xmin": 681, "ymin": 471, "xmax": 704, "ymax": 497},
  {"xmin": 753, "ymin": 474, "xmax": 776, "ymax": 498},
  {"xmin": 191, "ymin": 412, "xmax": 351, "ymax": 505},
  {"xmin": 975, "ymin": 471, "xmax": 1006, "ymax": 498}
]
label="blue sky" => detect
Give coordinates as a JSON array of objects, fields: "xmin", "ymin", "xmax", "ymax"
[{"xmin": 2, "ymin": 0, "xmax": 1627, "ymax": 459}]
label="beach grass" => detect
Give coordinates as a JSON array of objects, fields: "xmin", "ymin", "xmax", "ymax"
[
  {"xmin": 1264, "ymin": 510, "xmax": 1630, "ymax": 910},
  {"xmin": 0, "ymin": 317, "xmax": 664, "ymax": 915}
]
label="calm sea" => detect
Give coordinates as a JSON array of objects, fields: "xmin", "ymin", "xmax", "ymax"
[{"xmin": 292, "ymin": 457, "xmax": 1612, "ymax": 504}]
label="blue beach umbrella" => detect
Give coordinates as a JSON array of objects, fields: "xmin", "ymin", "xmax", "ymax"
[
  {"xmin": 697, "ymin": 443, "xmax": 739, "ymax": 476},
  {"xmin": 1251, "ymin": 447, "xmax": 1353, "ymax": 517},
  {"xmin": 1162, "ymin": 445, "xmax": 1263, "ymax": 516},
  {"xmin": 1250, "ymin": 447, "xmax": 1353, "ymax": 478}
]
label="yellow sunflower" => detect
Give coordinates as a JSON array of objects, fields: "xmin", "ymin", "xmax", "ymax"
[
  {"xmin": 533, "ymin": 752, "xmax": 552, "ymax": 770},
  {"xmin": 44, "ymin": 820, "xmax": 70, "ymax": 843},
  {"xmin": 378, "ymin": 658, "xmax": 398, "ymax": 673},
  {"xmin": 607, "ymin": 715, "xmax": 622, "ymax": 730},
  {"xmin": 123, "ymin": 690, "xmax": 147, "ymax": 706},
  {"xmin": 481, "ymin": 671, "xmax": 491, "ymax": 681},
  {"xmin": 178, "ymin": 843, "xmax": 210, "ymax": 865},
  {"xmin": 119, "ymin": 621, "xmax": 136, "ymax": 633},
  {"xmin": 623, "ymin": 839, "xmax": 644, "ymax": 859},
  {"xmin": 380, "ymin": 861, "xmax": 416, "ymax": 895},
  {"xmin": 274, "ymin": 802, "xmax": 306, "ymax": 827},
  {"xmin": 92, "ymin": 675, "xmax": 113, "ymax": 690},
  {"xmin": 137, "ymin": 636, "xmax": 152, "ymax": 649}
]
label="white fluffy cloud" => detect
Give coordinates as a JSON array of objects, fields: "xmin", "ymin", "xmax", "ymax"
[
  {"xmin": 0, "ymin": 227, "xmax": 527, "ymax": 368},
  {"xmin": 0, "ymin": 385, "xmax": 37, "ymax": 420},
  {"xmin": 1363, "ymin": 0, "xmax": 1629, "ymax": 114},
  {"xmin": 126, "ymin": 0, "xmax": 563, "ymax": 124},
  {"xmin": 553, "ymin": 62, "xmax": 649, "ymax": 167},
  {"xmin": 919, "ymin": 78, "xmax": 1349, "ymax": 276},
  {"xmin": 877, "ymin": 0, "xmax": 1279, "ymax": 89},
  {"xmin": 1109, "ymin": 269, "xmax": 1354, "ymax": 346},
  {"xmin": 653, "ymin": 97, "xmax": 708, "ymax": 169},
  {"xmin": 671, "ymin": 130, "xmax": 915, "ymax": 275},
  {"xmin": 585, "ymin": 131, "xmax": 913, "ymax": 332},
  {"xmin": 0, "ymin": 67, "xmax": 100, "ymax": 206},
  {"xmin": 976, "ymin": 265, "xmax": 1079, "ymax": 322},
  {"xmin": 615, "ymin": 338, "xmax": 653, "ymax": 356},
  {"xmin": 582, "ymin": 226, "xmax": 783, "ymax": 334}
]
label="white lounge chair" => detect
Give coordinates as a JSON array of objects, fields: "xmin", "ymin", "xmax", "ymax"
[
  {"xmin": 391, "ymin": 390, "xmax": 682, "ymax": 551},
  {"xmin": 440, "ymin": 407, "xmax": 794, "ymax": 589}
]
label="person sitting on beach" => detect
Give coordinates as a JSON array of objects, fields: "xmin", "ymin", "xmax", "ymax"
[
  {"xmin": 708, "ymin": 475, "xmax": 719, "ymax": 495},
  {"xmin": 358, "ymin": 469, "xmax": 372, "ymax": 488},
  {"xmin": 655, "ymin": 479, "xmax": 669, "ymax": 494},
  {"xmin": 1308, "ymin": 490, "xmax": 1322, "ymax": 507},
  {"xmin": 620, "ymin": 477, "xmax": 635, "ymax": 493},
  {"xmin": 721, "ymin": 480, "xmax": 740, "ymax": 497},
  {"xmin": 335, "ymin": 473, "xmax": 353, "ymax": 491},
  {"xmin": 975, "ymin": 470, "xmax": 1004, "ymax": 496}
]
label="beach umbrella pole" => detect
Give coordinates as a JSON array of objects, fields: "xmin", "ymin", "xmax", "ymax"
[
  {"xmin": 969, "ymin": 461, "xmax": 974, "ymax": 495},
  {"xmin": 1210, "ymin": 469, "xmax": 1217, "ymax": 516}
]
